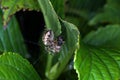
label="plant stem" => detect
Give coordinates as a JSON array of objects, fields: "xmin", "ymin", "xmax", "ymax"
[{"xmin": 45, "ymin": 54, "xmax": 53, "ymax": 78}]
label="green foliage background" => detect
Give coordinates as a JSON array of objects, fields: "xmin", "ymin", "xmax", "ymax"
[{"xmin": 0, "ymin": 0, "xmax": 120, "ymax": 80}]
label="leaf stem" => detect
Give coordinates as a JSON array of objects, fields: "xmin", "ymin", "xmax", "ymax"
[{"xmin": 45, "ymin": 54, "xmax": 53, "ymax": 78}]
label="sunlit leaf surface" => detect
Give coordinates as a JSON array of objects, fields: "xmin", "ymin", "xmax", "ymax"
[
  {"xmin": 0, "ymin": 52, "xmax": 41, "ymax": 80},
  {"xmin": 74, "ymin": 44, "xmax": 120, "ymax": 80}
]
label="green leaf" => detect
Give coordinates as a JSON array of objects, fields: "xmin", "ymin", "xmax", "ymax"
[
  {"xmin": 53, "ymin": 19, "xmax": 79, "ymax": 78},
  {"xmin": 1, "ymin": 0, "xmax": 39, "ymax": 25},
  {"xmin": 106, "ymin": 0, "xmax": 120, "ymax": 9},
  {"xmin": 66, "ymin": 0, "xmax": 104, "ymax": 12},
  {"xmin": 89, "ymin": 9, "xmax": 120, "ymax": 25},
  {"xmin": 38, "ymin": 0, "xmax": 80, "ymax": 79},
  {"xmin": 89, "ymin": 0, "xmax": 120, "ymax": 25},
  {"xmin": 45, "ymin": 19, "xmax": 80, "ymax": 80},
  {"xmin": 83, "ymin": 24, "xmax": 120, "ymax": 49},
  {"xmin": 74, "ymin": 44, "xmax": 120, "ymax": 80},
  {"xmin": 0, "ymin": 52, "xmax": 41, "ymax": 80},
  {"xmin": 38, "ymin": 0, "xmax": 61, "ymax": 37},
  {"xmin": 0, "ymin": 11, "xmax": 28, "ymax": 57},
  {"xmin": 65, "ymin": 0, "xmax": 105, "ymax": 20},
  {"xmin": 50, "ymin": 0, "xmax": 65, "ymax": 18},
  {"xmin": 65, "ymin": 16, "xmax": 80, "ymax": 27}
]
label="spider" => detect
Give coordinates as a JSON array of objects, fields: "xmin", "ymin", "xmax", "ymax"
[{"xmin": 42, "ymin": 30, "xmax": 64, "ymax": 53}]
